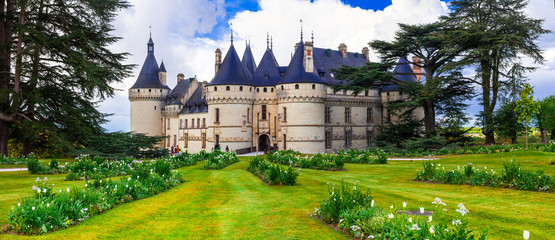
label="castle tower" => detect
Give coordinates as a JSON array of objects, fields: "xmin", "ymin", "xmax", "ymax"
[
  {"xmin": 206, "ymin": 41, "xmax": 254, "ymax": 152},
  {"xmin": 276, "ymin": 41, "xmax": 327, "ymax": 154},
  {"xmin": 128, "ymin": 36, "xmax": 170, "ymax": 147},
  {"xmin": 158, "ymin": 60, "xmax": 167, "ymax": 85},
  {"xmin": 241, "ymin": 41, "xmax": 257, "ymax": 76}
]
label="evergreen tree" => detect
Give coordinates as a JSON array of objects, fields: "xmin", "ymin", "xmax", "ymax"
[
  {"xmin": 493, "ymin": 101, "xmax": 524, "ymax": 144},
  {"xmin": 442, "ymin": 0, "xmax": 549, "ymax": 144},
  {"xmin": 0, "ymin": 0, "xmax": 132, "ymax": 155},
  {"xmin": 537, "ymin": 95, "xmax": 555, "ymax": 142}
]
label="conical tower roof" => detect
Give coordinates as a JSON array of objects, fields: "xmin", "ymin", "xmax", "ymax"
[
  {"xmin": 252, "ymin": 47, "xmax": 280, "ymax": 86},
  {"xmin": 130, "ymin": 37, "xmax": 169, "ymax": 89},
  {"xmin": 159, "ymin": 60, "xmax": 167, "ymax": 72},
  {"xmin": 278, "ymin": 41, "xmax": 325, "ymax": 84},
  {"xmin": 209, "ymin": 44, "xmax": 253, "ymax": 86},
  {"xmin": 242, "ymin": 43, "xmax": 257, "ymax": 75}
]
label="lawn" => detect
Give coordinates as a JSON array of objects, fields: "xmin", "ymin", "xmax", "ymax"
[{"xmin": 0, "ymin": 151, "xmax": 553, "ymax": 239}]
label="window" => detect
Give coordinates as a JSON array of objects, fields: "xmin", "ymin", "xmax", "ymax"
[
  {"xmin": 325, "ymin": 131, "xmax": 332, "ymax": 149},
  {"xmin": 345, "ymin": 130, "xmax": 352, "ymax": 148},
  {"xmin": 149, "ymin": 89, "xmax": 151, "ymax": 92},
  {"xmin": 173, "ymin": 135, "xmax": 177, "ymax": 147},
  {"xmin": 167, "ymin": 119, "xmax": 170, "ymax": 130},
  {"xmin": 201, "ymin": 133, "xmax": 206, "ymax": 149},
  {"xmin": 191, "ymin": 119, "xmax": 194, "ymax": 128},
  {"xmin": 185, "ymin": 119, "xmax": 188, "ymax": 129},
  {"xmin": 281, "ymin": 85, "xmax": 284, "ymax": 90},
  {"xmin": 240, "ymin": 86, "xmax": 243, "ymax": 91},
  {"xmin": 167, "ymin": 136, "xmax": 170, "ymax": 148},
  {"xmin": 262, "ymin": 105, "xmax": 267, "ymax": 120},
  {"xmin": 247, "ymin": 108, "xmax": 250, "ymax": 123},
  {"xmin": 295, "ymin": 84, "xmax": 299, "ymax": 89},
  {"xmin": 154, "ymin": 106, "xmax": 156, "ymax": 110},
  {"xmin": 264, "ymin": 87, "xmax": 267, "ymax": 92},
  {"xmin": 180, "ymin": 119, "xmax": 183, "ymax": 129},
  {"xmin": 325, "ymin": 107, "xmax": 331, "ymax": 123},
  {"xmin": 312, "ymin": 84, "xmax": 315, "ymax": 89},
  {"xmin": 271, "ymin": 88, "xmax": 274, "ymax": 92},
  {"xmin": 215, "ymin": 108, "xmax": 220, "ymax": 122},
  {"xmin": 137, "ymin": 89, "xmax": 140, "ymax": 92},
  {"xmin": 214, "ymin": 87, "xmax": 217, "ymax": 91},
  {"xmin": 345, "ymin": 107, "xmax": 351, "ymax": 123},
  {"xmin": 197, "ymin": 118, "xmax": 200, "ymax": 128},
  {"xmin": 226, "ymin": 86, "xmax": 230, "ymax": 91},
  {"xmin": 257, "ymin": 88, "xmax": 260, "ymax": 92},
  {"xmin": 184, "ymin": 133, "xmax": 188, "ymax": 148},
  {"xmin": 203, "ymin": 118, "xmax": 206, "ymax": 128},
  {"xmin": 364, "ymin": 90, "xmax": 369, "ymax": 96},
  {"xmin": 283, "ymin": 134, "xmax": 287, "ymax": 149},
  {"xmin": 215, "ymin": 134, "xmax": 220, "ymax": 146},
  {"xmin": 367, "ymin": 107, "xmax": 372, "ymax": 123},
  {"xmin": 343, "ymin": 90, "xmax": 347, "ymax": 95},
  {"xmin": 367, "ymin": 130, "xmax": 372, "ymax": 147},
  {"xmin": 283, "ymin": 107, "xmax": 287, "ymax": 122}
]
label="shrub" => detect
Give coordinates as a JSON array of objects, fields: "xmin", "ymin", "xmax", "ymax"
[
  {"xmin": 202, "ymin": 150, "xmax": 239, "ymax": 170},
  {"xmin": 316, "ymin": 181, "xmax": 373, "ymax": 223},
  {"xmin": 248, "ymin": 156, "xmax": 299, "ymax": 186},
  {"xmin": 49, "ymin": 159, "xmax": 59, "ymax": 170}
]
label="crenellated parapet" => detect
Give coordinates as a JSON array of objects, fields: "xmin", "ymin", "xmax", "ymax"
[
  {"xmin": 128, "ymin": 88, "xmax": 169, "ymax": 101},
  {"xmin": 276, "ymin": 83, "xmax": 327, "ymax": 103}
]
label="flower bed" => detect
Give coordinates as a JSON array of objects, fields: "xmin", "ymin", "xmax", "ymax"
[
  {"xmin": 27, "ymin": 157, "xmax": 67, "ymax": 175},
  {"xmin": 267, "ymin": 151, "xmax": 345, "ymax": 170},
  {"xmin": 414, "ymin": 159, "xmax": 555, "ymax": 192},
  {"xmin": 0, "ymin": 155, "xmax": 30, "ymax": 165},
  {"xmin": 336, "ymin": 149, "xmax": 388, "ymax": 164},
  {"xmin": 202, "ymin": 150, "xmax": 239, "ymax": 170},
  {"xmin": 247, "ymin": 156, "xmax": 299, "ymax": 185},
  {"xmin": 5, "ymin": 166, "xmax": 184, "ymax": 235},
  {"xmin": 312, "ymin": 181, "xmax": 488, "ymax": 239}
]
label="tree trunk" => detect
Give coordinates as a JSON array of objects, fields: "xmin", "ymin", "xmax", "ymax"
[
  {"xmin": 511, "ymin": 137, "xmax": 517, "ymax": 144},
  {"xmin": 22, "ymin": 138, "xmax": 31, "ymax": 156},
  {"xmin": 423, "ymin": 100, "xmax": 436, "ymax": 137},
  {"xmin": 480, "ymin": 59, "xmax": 495, "ymax": 145},
  {"xmin": 0, "ymin": 121, "xmax": 7, "ymax": 156},
  {"xmin": 540, "ymin": 129, "xmax": 547, "ymax": 144}
]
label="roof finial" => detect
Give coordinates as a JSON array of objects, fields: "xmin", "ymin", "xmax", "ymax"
[
  {"xmin": 311, "ymin": 31, "xmax": 314, "ymax": 45},
  {"xmin": 270, "ymin": 36, "xmax": 273, "ymax": 50},
  {"xmin": 266, "ymin": 32, "xmax": 269, "ymax": 49},
  {"xmin": 248, "ymin": 36, "xmax": 251, "ymax": 46},
  {"xmin": 230, "ymin": 22, "xmax": 233, "ymax": 45},
  {"xmin": 300, "ymin": 19, "xmax": 303, "ymax": 41}
]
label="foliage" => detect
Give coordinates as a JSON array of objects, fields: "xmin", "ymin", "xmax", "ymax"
[
  {"xmin": 202, "ymin": 150, "xmax": 239, "ymax": 170},
  {"xmin": 415, "ymin": 159, "xmax": 555, "ymax": 192},
  {"xmin": 335, "ymin": 148, "xmax": 388, "ymax": 164},
  {"xmin": 376, "ymin": 114, "xmax": 422, "ymax": 148},
  {"xmin": 74, "ymin": 131, "xmax": 168, "ymax": 159},
  {"xmin": 313, "ymin": 182, "xmax": 488, "ymax": 239},
  {"xmin": 0, "ymin": 154, "xmax": 29, "ymax": 165},
  {"xmin": 6, "ymin": 169, "xmax": 184, "ymax": 235},
  {"xmin": 515, "ymin": 84, "xmax": 541, "ymax": 149},
  {"xmin": 27, "ymin": 155, "xmax": 66, "ymax": 175},
  {"xmin": 494, "ymin": 102, "xmax": 524, "ymax": 143},
  {"xmin": 247, "ymin": 156, "xmax": 299, "ymax": 186},
  {"xmin": 266, "ymin": 151, "xmax": 345, "ymax": 170},
  {"xmin": 536, "ymin": 95, "xmax": 555, "ymax": 142},
  {"xmin": 442, "ymin": 0, "xmax": 549, "ymax": 144}
]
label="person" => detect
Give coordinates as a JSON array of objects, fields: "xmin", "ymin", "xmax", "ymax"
[
  {"xmin": 225, "ymin": 145, "xmax": 229, "ymax": 152},
  {"xmin": 215, "ymin": 144, "xmax": 220, "ymax": 151},
  {"xmin": 170, "ymin": 146, "xmax": 174, "ymax": 156},
  {"xmin": 176, "ymin": 146, "xmax": 181, "ymax": 154}
]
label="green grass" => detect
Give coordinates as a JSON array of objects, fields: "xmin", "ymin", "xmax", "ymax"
[{"xmin": 0, "ymin": 151, "xmax": 553, "ymax": 239}]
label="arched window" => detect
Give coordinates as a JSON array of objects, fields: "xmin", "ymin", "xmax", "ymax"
[
  {"xmin": 149, "ymin": 89, "xmax": 151, "ymax": 92},
  {"xmin": 295, "ymin": 84, "xmax": 299, "ymax": 89},
  {"xmin": 160, "ymin": 89, "xmax": 162, "ymax": 92},
  {"xmin": 226, "ymin": 86, "xmax": 230, "ymax": 91},
  {"xmin": 137, "ymin": 89, "xmax": 140, "ymax": 92},
  {"xmin": 154, "ymin": 106, "xmax": 156, "ymax": 110},
  {"xmin": 257, "ymin": 88, "xmax": 260, "ymax": 92},
  {"xmin": 312, "ymin": 84, "xmax": 316, "ymax": 89},
  {"xmin": 214, "ymin": 87, "xmax": 217, "ymax": 91},
  {"xmin": 281, "ymin": 85, "xmax": 284, "ymax": 90},
  {"xmin": 250, "ymin": 87, "xmax": 252, "ymax": 91},
  {"xmin": 263, "ymin": 87, "xmax": 267, "ymax": 92},
  {"xmin": 271, "ymin": 88, "xmax": 274, "ymax": 92},
  {"xmin": 239, "ymin": 86, "xmax": 243, "ymax": 91}
]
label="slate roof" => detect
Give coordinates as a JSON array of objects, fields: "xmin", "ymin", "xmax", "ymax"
[
  {"xmin": 278, "ymin": 42, "xmax": 325, "ymax": 84},
  {"xmin": 159, "ymin": 61, "xmax": 167, "ymax": 72},
  {"xmin": 166, "ymin": 79, "xmax": 191, "ymax": 105},
  {"xmin": 242, "ymin": 44, "xmax": 257, "ymax": 76},
  {"xmin": 130, "ymin": 37, "xmax": 170, "ymax": 89},
  {"xmin": 180, "ymin": 83, "xmax": 207, "ymax": 114},
  {"xmin": 251, "ymin": 48, "xmax": 281, "ymax": 86},
  {"xmin": 209, "ymin": 44, "xmax": 253, "ymax": 86},
  {"xmin": 381, "ymin": 58, "xmax": 418, "ymax": 92},
  {"xmin": 312, "ymin": 47, "xmax": 368, "ymax": 85}
]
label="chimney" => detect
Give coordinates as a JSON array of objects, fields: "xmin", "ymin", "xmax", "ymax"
[
  {"xmin": 361, "ymin": 47, "xmax": 369, "ymax": 61},
  {"xmin": 412, "ymin": 56, "xmax": 422, "ymax": 83},
  {"xmin": 177, "ymin": 73, "xmax": 185, "ymax": 83},
  {"xmin": 303, "ymin": 41, "xmax": 314, "ymax": 73},
  {"xmin": 338, "ymin": 43, "xmax": 347, "ymax": 58},
  {"xmin": 215, "ymin": 48, "xmax": 222, "ymax": 75}
]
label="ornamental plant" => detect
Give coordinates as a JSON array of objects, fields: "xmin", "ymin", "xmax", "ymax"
[
  {"xmin": 202, "ymin": 150, "xmax": 239, "ymax": 170},
  {"xmin": 248, "ymin": 156, "xmax": 299, "ymax": 185}
]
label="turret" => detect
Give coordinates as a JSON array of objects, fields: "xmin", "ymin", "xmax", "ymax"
[{"xmin": 158, "ymin": 61, "xmax": 167, "ymax": 86}]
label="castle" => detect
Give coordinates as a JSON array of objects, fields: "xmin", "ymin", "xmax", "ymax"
[{"xmin": 128, "ymin": 34, "xmax": 421, "ymax": 154}]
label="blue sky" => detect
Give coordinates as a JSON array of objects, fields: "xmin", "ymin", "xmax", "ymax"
[{"xmin": 102, "ymin": 0, "xmax": 554, "ymax": 132}]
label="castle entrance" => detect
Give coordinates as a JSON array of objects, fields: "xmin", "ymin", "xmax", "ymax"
[{"xmin": 258, "ymin": 134, "xmax": 270, "ymax": 152}]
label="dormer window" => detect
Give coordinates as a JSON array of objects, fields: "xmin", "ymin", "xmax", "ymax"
[
  {"xmin": 226, "ymin": 86, "xmax": 230, "ymax": 91},
  {"xmin": 240, "ymin": 86, "xmax": 243, "ymax": 91},
  {"xmin": 263, "ymin": 87, "xmax": 267, "ymax": 92},
  {"xmin": 148, "ymin": 46, "xmax": 153, "ymax": 52},
  {"xmin": 295, "ymin": 84, "xmax": 299, "ymax": 89},
  {"xmin": 214, "ymin": 87, "xmax": 217, "ymax": 91},
  {"xmin": 149, "ymin": 89, "xmax": 151, "ymax": 92},
  {"xmin": 264, "ymin": 73, "xmax": 269, "ymax": 79}
]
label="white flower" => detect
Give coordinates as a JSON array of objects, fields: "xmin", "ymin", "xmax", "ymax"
[
  {"xmin": 428, "ymin": 216, "xmax": 433, "ymax": 222},
  {"xmin": 523, "ymin": 230, "xmax": 529, "ymax": 240},
  {"xmin": 445, "ymin": 229, "xmax": 449, "ymax": 232},
  {"xmin": 432, "ymin": 197, "xmax": 446, "ymax": 206},
  {"xmin": 409, "ymin": 224, "xmax": 420, "ymax": 231},
  {"xmin": 456, "ymin": 203, "xmax": 469, "ymax": 216},
  {"xmin": 100, "ymin": 180, "xmax": 102, "ymax": 183},
  {"xmin": 403, "ymin": 202, "xmax": 407, "ymax": 208},
  {"xmin": 85, "ymin": 184, "xmax": 87, "ymax": 187},
  {"xmin": 409, "ymin": 217, "xmax": 412, "ymax": 223},
  {"xmin": 66, "ymin": 188, "xmax": 70, "ymax": 192},
  {"xmin": 390, "ymin": 205, "xmax": 393, "ymax": 209},
  {"xmin": 368, "ymin": 235, "xmax": 374, "ymax": 239},
  {"xmin": 350, "ymin": 225, "xmax": 361, "ymax": 232},
  {"xmin": 35, "ymin": 177, "xmax": 41, "ymax": 182},
  {"xmin": 18, "ymin": 202, "xmax": 21, "ymax": 207},
  {"xmin": 420, "ymin": 207, "xmax": 425, "ymax": 214},
  {"xmin": 353, "ymin": 186, "xmax": 357, "ymax": 190},
  {"xmin": 388, "ymin": 214, "xmax": 394, "ymax": 219},
  {"xmin": 371, "ymin": 200, "xmax": 374, "ymax": 207},
  {"xmin": 438, "ymin": 164, "xmax": 441, "ymax": 166},
  {"xmin": 46, "ymin": 203, "xmax": 50, "ymax": 207},
  {"xmin": 43, "ymin": 177, "xmax": 48, "ymax": 181},
  {"xmin": 32, "ymin": 206, "xmax": 35, "ymax": 211},
  {"xmin": 43, "ymin": 188, "xmax": 47, "ymax": 193},
  {"xmin": 429, "ymin": 226, "xmax": 435, "ymax": 234},
  {"xmin": 452, "ymin": 219, "xmax": 462, "ymax": 226}
]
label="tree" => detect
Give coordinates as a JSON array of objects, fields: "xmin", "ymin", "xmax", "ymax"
[
  {"xmin": 333, "ymin": 22, "xmax": 474, "ymax": 137},
  {"xmin": 76, "ymin": 132, "xmax": 168, "ymax": 159},
  {"xmin": 493, "ymin": 101, "xmax": 524, "ymax": 144},
  {"xmin": 515, "ymin": 84, "xmax": 540, "ymax": 149},
  {"xmin": 537, "ymin": 95, "xmax": 555, "ymax": 143},
  {"xmin": 0, "ymin": 0, "xmax": 133, "ymax": 155},
  {"xmin": 442, "ymin": 0, "xmax": 549, "ymax": 144}
]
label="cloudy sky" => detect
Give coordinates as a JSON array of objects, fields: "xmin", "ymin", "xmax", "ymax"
[{"xmin": 100, "ymin": 0, "xmax": 555, "ymax": 132}]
